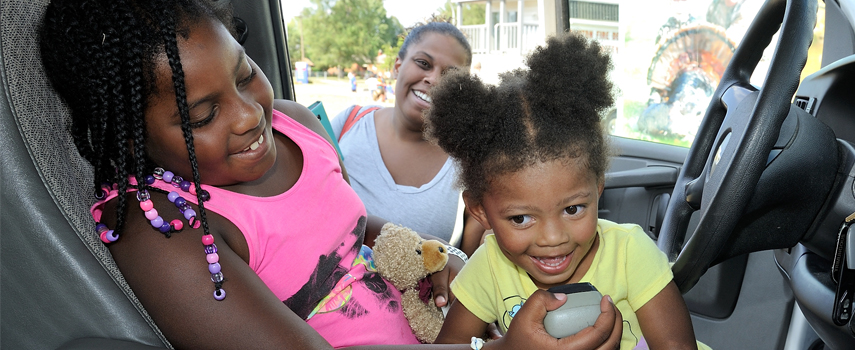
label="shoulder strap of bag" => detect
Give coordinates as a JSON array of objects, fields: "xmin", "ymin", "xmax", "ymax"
[{"xmin": 338, "ymin": 105, "xmax": 381, "ymax": 142}]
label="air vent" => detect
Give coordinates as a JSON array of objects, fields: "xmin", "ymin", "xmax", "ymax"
[{"xmin": 794, "ymin": 96, "xmax": 816, "ymax": 114}]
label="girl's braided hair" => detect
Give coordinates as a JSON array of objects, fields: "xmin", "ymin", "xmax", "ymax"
[
  {"xmin": 425, "ymin": 32, "xmax": 614, "ymax": 203},
  {"xmin": 40, "ymin": 0, "xmax": 234, "ymax": 236}
]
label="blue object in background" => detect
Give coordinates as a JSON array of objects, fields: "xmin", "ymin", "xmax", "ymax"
[
  {"xmin": 295, "ymin": 61, "xmax": 309, "ymax": 84},
  {"xmin": 308, "ymin": 101, "xmax": 344, "ymax": 160}
]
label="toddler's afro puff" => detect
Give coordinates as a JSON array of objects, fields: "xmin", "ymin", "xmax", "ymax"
[{"xmin": 425, "ymin": 32, "xmax": 614, "ymax": 202}]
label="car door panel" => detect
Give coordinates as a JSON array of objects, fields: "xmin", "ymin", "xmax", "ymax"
[{"xmin": 603, "ymin": 136, "xmax": 791, "ymax": 349}]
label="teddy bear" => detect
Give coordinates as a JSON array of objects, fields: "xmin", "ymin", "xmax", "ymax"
[{"xmin": 373, "ymin": 222, "xmax": 449, "ymax": 344}]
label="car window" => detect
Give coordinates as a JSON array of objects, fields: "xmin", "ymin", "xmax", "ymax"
[
  {"xmin": 578, "ymin": 0, "xmax": 826, "ymax": 147},
  {"xmin": 284, "ymin": 0, "xmax": 825, "ymax": 148},
  {"xmin": 456, "ymin": 0, "xmax": 825, "ymax": 148}
]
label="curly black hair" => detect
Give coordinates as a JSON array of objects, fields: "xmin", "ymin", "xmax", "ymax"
[
  {"xmin": 425, "ymin": 32, "xmax": 614, "ymax": 203},
  {"xmin": 39, "ymin": 0, "xmax": 234, "ymax": 237}
]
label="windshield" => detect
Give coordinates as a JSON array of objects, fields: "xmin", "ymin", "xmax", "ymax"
[{"xmin": 284, "ymin": 0, "xmax": 825, "ymax": 148}]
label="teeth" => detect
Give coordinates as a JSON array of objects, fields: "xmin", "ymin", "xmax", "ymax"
[
  {"xmin": 536, "ymin": 255, "xmax": 567, "ymax": 267},
  {"xmin": 413, "ymin": 90, "xmax": 431, "ymax": 103},
  {"xmin": 244, "ymin": 134, "xmax": 264, "ymax": 152}
]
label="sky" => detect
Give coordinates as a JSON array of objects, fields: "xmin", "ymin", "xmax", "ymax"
[{"xmin": 282, "ymin": 0, "xmax": 451, "ymax": 28}]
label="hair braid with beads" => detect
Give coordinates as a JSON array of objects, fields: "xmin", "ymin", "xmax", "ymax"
[
  {"xmin": 39, "ymin": 0, "xmax": 234, "ymax": 240},
  {"xmin": 156, "ymin": 5, "xmax": 215, "ymax": 244}
]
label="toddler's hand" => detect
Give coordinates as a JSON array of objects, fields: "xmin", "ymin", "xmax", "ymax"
[
  {"xmin": 488, "ymin": 291, "xmax": 622, "ymax": 350},
  {"xmin": 566, "ymin": 295, "xmax": 623, "ymax": 350}
]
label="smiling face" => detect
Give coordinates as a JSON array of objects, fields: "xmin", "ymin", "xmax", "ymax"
[
  {"xmin": 467, "ymin": 158, "xmax": 604, "ymax": 290},
  {"xmin": 144, "ymin": 18, "xmax": 275, "ymax": 186},
  {"xmin": 393, "ymin": 32, "xmax": 470, "ymax": 128}
]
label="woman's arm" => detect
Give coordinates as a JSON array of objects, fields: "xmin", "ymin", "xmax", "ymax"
[
  {"xmin": 460, "ymin": 213, "xmax": 486, "ymax": 257},
  {"xmin": 364, "ymin": 214, "xmax": 387, "ymax": 248},
  {"xmin": 635, "ymin": 281, "xmax": 698, "ymax": 349}
]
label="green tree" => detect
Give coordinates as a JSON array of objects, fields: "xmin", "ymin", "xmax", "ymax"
[
  {"xmin": 380, "ymin": 36, "xmax": 405, "ymax": 73},
  {"xmin": 438, "ymin": 0, "xmax": 487, "ymax": 25},
  {"xmin": 286, "ymin": 17, "xmax": 304, "ymax": 65},
  {"xmin": 287, "ymin": 0, "xmax": 404, "ymax": 75}
]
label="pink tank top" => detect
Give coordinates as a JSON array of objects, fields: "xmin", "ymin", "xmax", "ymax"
[{"xmin": 92, "ymin": 110, "xmax": 418, "ymax": 347}]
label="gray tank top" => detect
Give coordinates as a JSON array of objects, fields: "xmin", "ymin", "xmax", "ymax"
[{"xmin": 332, "ymin": 105, "xmax": 463, "ymax": 244}]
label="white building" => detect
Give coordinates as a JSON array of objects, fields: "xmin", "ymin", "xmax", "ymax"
[{"xmin": 452, "ymin": 0, "xmax": 621, "ymax": 84}]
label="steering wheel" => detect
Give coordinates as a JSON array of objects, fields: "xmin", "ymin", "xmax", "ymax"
[{"xmin": 657, "ymin": 0, "xmax": 817, "ymax": 293}]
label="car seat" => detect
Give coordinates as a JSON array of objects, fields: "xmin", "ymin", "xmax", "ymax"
[
  {"xmin": 0, "ymin": 0, "xmax": 170, "ymax": 348},
  {"xmin": 1, "ymin": 0, "xmax": 297, "ymax": 347}
]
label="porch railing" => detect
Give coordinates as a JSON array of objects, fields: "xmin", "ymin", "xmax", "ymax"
[
  {"xmin": 460, "ymin": 25, "xmax": 489, "ymax": 54},
  {"xmin": 494, "ymin": 23, "xmax": 539, "ymax": 53},
  {"xmin": 460, "ymin": 24, "xmax": 540, "ymax": 55}
]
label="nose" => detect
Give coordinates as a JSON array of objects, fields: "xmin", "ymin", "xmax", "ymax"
[
  {"xmin": 231, "ymin": 94, "xmax": 264, "ymax": 135},
  {"xmin": 423, "ymin": 68, "xmax": 441, "ymax": 85},
  {"xmin": 536, "ymin": 220, "xmax": 570, "ymax": 247}
]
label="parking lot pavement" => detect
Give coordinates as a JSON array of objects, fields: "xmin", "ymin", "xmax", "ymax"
[{"xmin": 293, "ymin": 78, "xmax": 394, "ymax": 122}]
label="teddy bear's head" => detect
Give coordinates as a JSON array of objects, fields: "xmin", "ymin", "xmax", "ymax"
[{"xmin": 373, "ymin": 223, "xmax": 449, "ymax": 290}]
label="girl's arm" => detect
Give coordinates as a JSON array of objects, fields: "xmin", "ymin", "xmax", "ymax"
[
  {"xmin": 435, "ymin": 291, "xmax": 624, "ymax": 350},
  {"xmin": 104, "ymin": 192, "xmax": 336, "ymax": 350},
  {"xmin": 435, "ymin": 300, "xmax": 490, "ymax": 344},
  {"xmin": 635, "ymin": 281, "xmax": 699, "ymax": 349}
]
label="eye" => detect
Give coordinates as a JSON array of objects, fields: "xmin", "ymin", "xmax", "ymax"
[
  {"xmin": 237, "ymin": 66, "xmax": 256, "ymax": 88},
  {"xmin": 415, "ymin": 248, "xmax": 422, "ymax": 255},
  {"xmin": 415, "ymin": 59, "xmax": 430, "ymax": 69},
  {"xmin": 565, "ymin": 205, "xmax": 585, "ymax": 216},
  {"xmin": 509, "ymin": 215, "xmax": 532, "ymax": 226},
  {"xmin": 190, "ymin": 106, "xmax": 218, "ymax": 129}
]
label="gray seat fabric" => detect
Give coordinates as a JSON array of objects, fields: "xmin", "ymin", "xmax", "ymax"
[{"xmin": 0, "ymin": 0, "xmax": 170, "ymax": 348}]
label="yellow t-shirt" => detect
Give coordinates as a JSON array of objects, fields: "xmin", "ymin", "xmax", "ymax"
[{"xmin": 450, "ymin": 219, "xmax": 709, "ymax": 349}]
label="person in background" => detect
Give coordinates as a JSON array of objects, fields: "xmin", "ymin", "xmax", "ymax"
[{"xmin": 332, "ymin": 19, "xmax": 485, "ymax": 253}]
